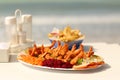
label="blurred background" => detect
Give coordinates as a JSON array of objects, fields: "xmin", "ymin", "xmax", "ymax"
[{"xmin": 0, "ymin": 0, "xmax": 120, "ymax": 44}]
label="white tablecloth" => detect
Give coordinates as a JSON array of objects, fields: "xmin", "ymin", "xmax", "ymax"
[{"xmin": 0, "ymin": 43, "xmax": 120, "ymax": 80}]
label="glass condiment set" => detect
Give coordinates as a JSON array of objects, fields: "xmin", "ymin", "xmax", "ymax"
[
  {"xmin": 0, "ymin": 9, "xmax": 34, "ymax": 62},
  {"xmin": 5, "ymin": 9, "xmax": 34, "ymax": 53}
]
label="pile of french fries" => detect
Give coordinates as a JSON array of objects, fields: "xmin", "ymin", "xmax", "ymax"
[
  {"xmin": 48, "ymin": 26, "xmax": 84, "ymax": 42},
  {"xmin": 18, "ymin": 40, "xmax": 104, "ymax": 70}
]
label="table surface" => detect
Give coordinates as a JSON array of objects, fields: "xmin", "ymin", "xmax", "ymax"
[{"xmin": 0, "ymin": 42, "xmax": 120, "ymax": 80}]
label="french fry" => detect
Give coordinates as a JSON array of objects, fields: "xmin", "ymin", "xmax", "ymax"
[
  {"xmin": 52, "ymin": 46, "xmax": 62, "ymax": 57},
  {"xmin": 31, "ymin": 47, "xmax": 36, "ymax": 56},
  {"xmin": 64, "ymin": 51, "xmax": 72, "ymax": 61},
  {"xmin": 57, "ymin": 41, "xmax": 61, "ymax": 47},
  {"xmin": 53, "ymin": 26, "xmax": 83, "ymax": 42},
  {"xmin": 70, "ymin": 50, "xmax": 85, "ymax": 65},
  {"xmin": 63, "ymin": 44, "xmax": 76, "ymax": 59},
  {"xmin": 39, "ymin": 52, "xmax": 47, "ymax": 58},
  {"xmin": 71, "ymin": 44, "xmax": 83, "ymax": 57},
  {"xmin": 73, "ymin": 48, "xmax": 81, "ymax": 56},
  {"xmin": 47, "ymin": 40, "xmax": 56, "ymax": 48},
  {"xmin": 41, "ymin": 44, "xmax": 44, "ymax": 54},
  {"xmin": 45, "ymin": 54, "xmax": 52, "ymax": 59},
  {"xmin": 57, "ymin": 56, "xmax": 62, "ymax": 60},
  {"xmin": 79, "ymin": 44, "xmax": 84, "ymax": 51},
  {"xmin": 71, "ymin": 44, "xmax": 76, "ymax": 52},
  {"xmin": 59, "ymin": 43, "xmax": 68, "ymax": 56},
  {"xmin": 86, "ymin": 47, "xmax": 94, "ymax": 57}
]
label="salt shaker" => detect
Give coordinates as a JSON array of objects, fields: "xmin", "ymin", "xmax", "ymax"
[
  {"xmin": 5, "ymin": 16, "xmax": 19, "ymax": 45},
  {"xmin": 22, "ymin": 15, "xmax": 32, "ymax": 41}
]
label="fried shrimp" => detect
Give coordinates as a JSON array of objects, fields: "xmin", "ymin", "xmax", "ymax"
[
  {"xmin": 86, "ymin": 47, "xmax": 94, "ymax": 57},
  {"xmin": 19, "ymin": 41, "xmax": 105, "ymax": 70},
  {"xmin": 70, "ymin": 50, "xmax": 85, "ymax": 65}
]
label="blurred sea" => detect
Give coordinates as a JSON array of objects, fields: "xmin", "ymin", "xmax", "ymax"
[{"xmin": 0, "ymin": 2, "xmax": 120, "ymax": 44}]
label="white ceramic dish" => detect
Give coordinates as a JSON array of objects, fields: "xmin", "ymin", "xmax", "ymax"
[
  {"xmin": 17, "ymin": 52, "xmax": 104, "ymax": 71},
  {"xmin": 49, "ymin": 35, "xmax": 85, "ymax": 49}
]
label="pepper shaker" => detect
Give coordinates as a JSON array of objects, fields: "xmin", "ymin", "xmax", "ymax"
[{"xmin": 22, "ymin": 14, "xmax": 32, "ymax": 41}]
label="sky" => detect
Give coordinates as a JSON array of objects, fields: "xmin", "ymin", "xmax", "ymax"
[{"xmin": 0, "ymin": 0, "xmax": 120, "ymax": 3}]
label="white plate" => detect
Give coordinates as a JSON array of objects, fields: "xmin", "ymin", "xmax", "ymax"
[{"xmin": 17, "ymin": 52, "xmax": 104, "ymax": 71}]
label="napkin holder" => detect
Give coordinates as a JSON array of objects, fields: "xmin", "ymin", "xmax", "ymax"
[{"xmin": 0, "ymin": 43, "xmax": 10, "ymax": 62}]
